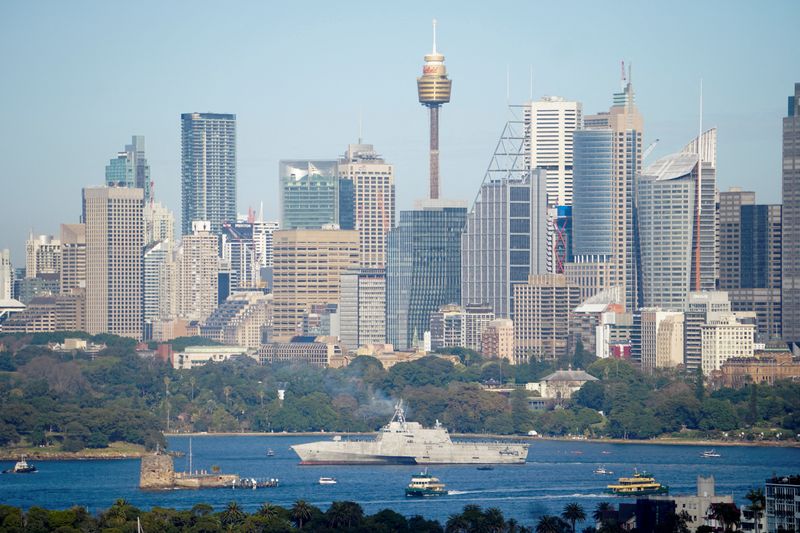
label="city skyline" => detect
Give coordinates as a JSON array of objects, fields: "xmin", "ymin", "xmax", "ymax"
[{"xmin": 1, "ymin": 1, "xmax": 797, "ymax": 260}]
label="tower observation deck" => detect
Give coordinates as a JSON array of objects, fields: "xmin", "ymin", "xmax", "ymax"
[{"xmin": 417, "ymin": 19, "xmax": 452, "ymax": 200}]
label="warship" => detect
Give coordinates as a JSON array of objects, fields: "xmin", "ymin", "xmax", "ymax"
[{"xmin": 291, "ymin": 402, "xmax": 529, "ymax": 465}]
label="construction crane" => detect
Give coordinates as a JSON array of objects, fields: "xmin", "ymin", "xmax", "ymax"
[{"xmin": 642, "ymin": 138, "xmax": 659, "ymax": 161}]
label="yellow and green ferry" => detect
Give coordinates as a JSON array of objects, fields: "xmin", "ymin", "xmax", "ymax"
[{"xmin": 606, "ymin": 470, "xmax": 669, "ymax": 496}]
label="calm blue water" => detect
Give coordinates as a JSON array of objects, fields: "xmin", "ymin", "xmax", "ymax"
[{"xmin": 1, "ymin": 436, "xmax": 798, "ymax": 525}]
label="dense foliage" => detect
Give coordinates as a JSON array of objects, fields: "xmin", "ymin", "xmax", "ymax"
[
  {"xmin": 1, "ymin": 332, "xmax": 797, "ymax": 453},
  {"xmin": 0, "ymin": 500, "xmax": 529, "ymax": 532}
]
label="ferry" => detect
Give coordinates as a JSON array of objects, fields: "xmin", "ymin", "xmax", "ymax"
[
  {"xmin": 318, "ymin": 477, "xmax": 338, "ymax": 485},
  {"xmin": 701, "ymin": 449, "xmax": 721, "ymax": 458},
  {"xmin": 2, "ymin": 456, "xmax": 37, "ymax": 474},
  {"xmin": 607, "ymin": 470, "xmax": 668, "ymax": 496},
  {"xmin": 405, "ymin": 469, "xmax": 448, "ymax": 497}
]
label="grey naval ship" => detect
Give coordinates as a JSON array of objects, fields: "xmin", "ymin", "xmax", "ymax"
[{"xmin": 291, "ymin": 402, "xmax": 529, "ymax": 465}]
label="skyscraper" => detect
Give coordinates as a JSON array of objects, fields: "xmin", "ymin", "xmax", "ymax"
[
  {"xmin": 221, "ymin": 221, "xmax": 259, "ymax": 290},
  {"xmin": 279, "ymin": 160, "xmax": 339, "ymax": 229},
  {"xmin": 143, "ymin": 241, "xmax": 170, "ymax": 325},
  {"xmin": 0, "ymin": 250, "xmax": 11, "ymax": 301},
  {"xmin": 417, "ymin": 19, "xmax": 452, "ymax": 200},
  {"xmin": 105, "ymin": 135, "xmax": 151, "ymax": 202},
  {"xmin": 177, "ymin": 221, "xmax": 219, "ymax": 322},
  {"xmin": 271, "ymin": 228, "xmax": 359, "ymax": 341},
  {"xmin": 144, "ymin": 202, "xmax": 175, "ymax": 246},
  {"xmin": 523, "ymin": 96, "xmax": 582, "ymax": 207},
  {"xmin": 339, "ymin": 268, "xmax": 387, "ymax": 350},
  {"xmin": 782, "ymin": 83, "xmax": 800, "ymax": 341},
  {"xmin": 569, "ymin": 72, "xmax": 642, "ymax": 311},
  {"xmin": 638, "ymin": 130, "xmax": 716, "ymax": 311},
  {"xmin": 25, "ymin": 234, "xmax": 61, "ymax": 279},
  {"xmin": 386, "ymin": 200, "xmax": 467, "ymax": 350},
  {"xmin": 59, "ymin": 223, "xmax": 86, "ymax": 294},
  {"xmin": 338, "ymin": 143, "xmax": 396, "ymax": 268},
  {"xmin": 181, "ymin": 113, "xmax": 237, "ymax": 235},
  {"xmin": 83, "ymin": 186, "xmax": 144, "ymax": 339},
  {"xmin": 461, "ymin": 158, "xmax": 548, "ymax": 318}
]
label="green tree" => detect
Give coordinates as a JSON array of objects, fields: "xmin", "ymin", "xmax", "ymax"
[
  {"xmin": 536, "ymin": 515, "xmax": 567, "ymax": 533},
  {"xmin": 219, "ymin": 501, "xmax": 245, "ymax": 528},
  {"xmin": 708, "ymin": 502, "xmax": 740, "ymax": 532},
  {"xmin": 561, "ymin": 503, "xmax": 586, "ymax": 533},
  {"xmin": 745, "ymin": 487, "xmax": 766, "ymax": 533},
  {"xmin": 326, "ymin": 501, "xmax": 364, "ymax": 529},
  {"xmin": 746, "ymin": 384, "xmax": 758, "ymax": 426},
  {"xmin": 290, "ymin": 500, "xmax": 313, "ymax": 530}
]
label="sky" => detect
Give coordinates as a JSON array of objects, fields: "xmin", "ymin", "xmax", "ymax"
[{"xmin": 1, "ymin": 0, "xmax": 798, "ymax": 263}]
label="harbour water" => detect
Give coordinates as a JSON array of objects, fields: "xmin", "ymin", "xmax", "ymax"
[{"xmin": 1, "ymin": 435, "xmax": 798, "ymax": 525}]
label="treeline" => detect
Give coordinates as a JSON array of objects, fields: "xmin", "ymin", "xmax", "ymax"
[
  {"xmin": 0, "ymin": 499, "xmax": 529, "ymax": 533},
  {"xmin": 1, "ymin": 332, "xmax": 798, "ymax": 452}
]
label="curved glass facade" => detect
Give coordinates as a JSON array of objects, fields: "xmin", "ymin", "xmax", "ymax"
[{"xmin": 572, "ymin": 129, "xmax": 613, "ymax": 257}]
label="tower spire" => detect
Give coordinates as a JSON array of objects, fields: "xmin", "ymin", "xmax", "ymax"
[{"xmin": 432, "ymin": 19, "xmax": 437, "ymax": 54}]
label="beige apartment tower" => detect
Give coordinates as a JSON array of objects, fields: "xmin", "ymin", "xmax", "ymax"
[
  {"xmin": 177, "ymin": 221, "xmax": 219, "ymax": 322},
  {"xmin": 513, "ymin": 274, "xmax": 581, "ymax": 363},
  {"xmin": 83, "ymin": 186, "xmax": 144, "ymax": 339},
  {"xmin": 481, "ymin": 319, "xmax": 515, "ymax": 363},
  {"xmin": 338, "ymin": 144, "xmax": 395, "ymax": 268},
  {"xmin": 272, "ymin": 228, "xmax": 359, "ymax": 340},
  {"xmin": 60, "ymin": 223, "xmax": 86, "ymax": 293}
]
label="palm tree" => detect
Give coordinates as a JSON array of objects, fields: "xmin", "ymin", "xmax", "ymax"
[
  {"xmin": 290, "ymin": 500, "xmax": 312, "ymax": 529},
  {"xmin": 708, "ymin": 502, "xmax": 740, "ymax": 532},
  {"xmin": 220, "ymin": 501, "xmax": 245, "ymax": 527},
  {"xmin": 536, "ymin": 515, "xmax": 566, "ymax": 533},
  {"xmin": 745, "ymin": 487, "xmax": 766, "ymax": 533},
  {"xmin": 257, "ymin": 502, "xmax": 281, "ymax": 521},
  {"xmin": 562, "ymin": 503, "xmax": 586, "ymax": 533},
  {"xmin": 593, "ymin": 502, "xmax": 614, "ymax": 522},
  {"xmin": 445, "ymin": 513, "xmax": 470, "ymax": 533},
  {"xmin": 326, "ymin": 501, "xmax": 363, "ymax": 529},
  {"xmin": 484, "ymin": 507, "xmax": 505, "ymax": 533}
]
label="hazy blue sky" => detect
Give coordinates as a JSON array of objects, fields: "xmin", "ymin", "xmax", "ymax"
[{"xmin": 1, "ymin": 0, "xmax": 798, "ymax": 262}]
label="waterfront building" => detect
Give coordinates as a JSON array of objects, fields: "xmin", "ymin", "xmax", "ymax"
[
  {"xmin": 0, "ymin": 249, "xmax": 12, "ymax": 301},
  {"xmin": 181, "ymin": 112, "xmax": 237, "ymax": 235},
  {"xmin": 25, "ymin": 233, "xmax": 61, "ymax": 279},
  {"xmin": 701, "ymin": 314, "xmax": 755, "ymax": 376},
  {"xmin": 339, "ymin": 268, "xmax": 386, "ymax": 351},
  {"xmin": 523, "ymin": 96, "xmax": 581, "ymax": 207},
  {"xmin": 783, "ymin": 83, "xmax": 800, "ymax": 341},
  {"xmin": 337, "ymin": 143, "xmax": 396, "ymax": 268},
  {"xmin": 83, "ymin": 186, "xmax": 144, "ymax": 338},
  {"xmin": 176, "ymin": 221, "xmax": 219, "ymax": 323},
  {"xmin": 144, "ymin": 202, "xmax": 174, "ymax": 246},
  {"xmin": 766, "ymin": 474, "xmax": 800, "ymax": 533},
  {"xmin": 461, "ymin": 126, "xmax": 548, "ymax": 318},
  {"xmin": 200, "ymin": 291, "xmax": 269, "ymax": 349},
  {"xmin": 640, "ymin": 309, "xmax": 684, "ymax": 370},
  {"xmin": 279, "ymin": 160, "xmax": 339, "ymax": 230},
  {"xmin": 256, "ymin": 336, "xmax": 343, "ymax": 367},
  {"xmin": 513, "ymin": 274, "xmax": 580, "ymax": 363},
  {"xmin": 481, "ymin": 319, "xmax": 514, "ymax": 362},
  {"xmin": 59, "ymin": 224, "xmax": 85, "ymax": 293},
  {"xmin": 638, "ymin": 130, "xmax": 717, "ymax": 311},
  {"xmin": 105, "ymin": 135, "xmax": 151, "ymax": 203},
  {"xmin": 271, "ymin": 228, "xmax": 359, "ymax": 341},
  {"xmin": 386, "ymin": 200, "xmax": 467, "ymax": 350}
]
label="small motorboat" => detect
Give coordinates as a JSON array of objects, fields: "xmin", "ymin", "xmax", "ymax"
[
  {"xmin": 701, "ymin": 449, "xmax": 721, "ymax": 458},
  {"xmin": 318, "ymin": 477, "xmax": 337, "ymax": 485},
  {"xmin": 2, "ymin": 456, "xmax": 37, "ymax": 474},
  {"xmin": 594, "ymin": 466, "xmax": 614, "ymax": 475},
  {"xmin": 477, "ymin": 466, "xmax": 494, "ymax": 471},
  {"xmin": 266, "ymin": 449, "xmax": 275, "ymax": 457}
]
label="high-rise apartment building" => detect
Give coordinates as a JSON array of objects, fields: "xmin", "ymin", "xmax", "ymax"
[
  {"xmin": 386, "ymin": 200, "xmax": 467, "ymax": 350},
  {"xmin": 638, "ymin": 131, "xmax": 717, "ymax": 311},
  {"xmin": 339, "ymin": 268, "xmax": 386, "ymax": 351},
  {"xmin": 252, "ymin": 219, "xmax": 279, "ymax": 268},
  {"xmin": 177, "ymin": 221, "xmax": 219, "ymax": 322},
  {"xmin": 222, "ymin": 221, "xmax": 260, "ymax": 291},
  {"xmin": 428, "ymin": 303, "xmax": 494, "ymax": 352},
  {"xmin": 279, "ymin": 160, "xmax": 339, "ymax": 230},
  {"xmin": 181, "ymin": 113, "xmax": 236, "ymax": 235},
  {"xmin": 481, "ymin": 319, "xmax": 514, "ymax": 362},
  {"xmin": 338, "ymin": 143, "xmax": 396, "ymax": 268},
  {"xmin": 83, "ymin": 187, "xmax": 144, "ymax": 339},
  {"xmin": 461, "ymin": 152, "xmax": 548, "ymax": 318},
  {"xmin": 568, "ymin": 75, "xmax": 642, "ymax": 311},
  {"xmin": 271, "ymin": 228, "xmax": 359, "ymax": 341},
  {"xmin": 0, "ymin": 250, "xmax": 11, "ymax": 301},
  {"xmin": 105, "ymin": 135, "xmax": 151, "ymax": 202},
  {"xmin": 523, "ymin": 97, "xmax": 582, "ymax": 207},
  {"xmin": 782, "ymin": 83, "xmax": 800, "ymax": 341},
  {"xmin": 144, "ymin": 202, "xmax": 174, "ymax": 246},
  {"xmin": 513, "ymin": 274, "xmax": 580, "ymax": 363},
  {"xmin": 143, "ymin": 241, "xmax": 170, "ymax": 325},
  {"xmin": 25, "ymin": 234, "xmax": 61, "ymax": 279},
  {"xmin": 59, "ymin": 223, "xmax": 86, "ymax": 293}
]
